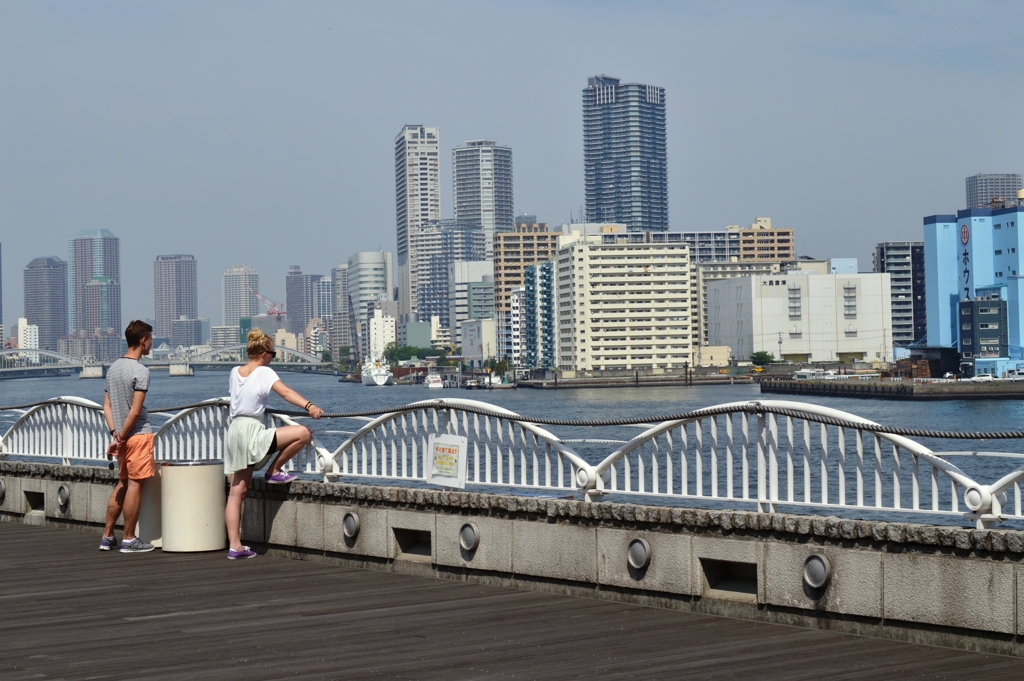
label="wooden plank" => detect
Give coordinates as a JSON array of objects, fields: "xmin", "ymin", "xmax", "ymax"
[{"xmin": 0, "ymin": 522, "xmax": 1022, "ymax": 680}]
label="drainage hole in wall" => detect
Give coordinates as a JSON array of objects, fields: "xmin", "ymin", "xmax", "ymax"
[
  {"xmin": 393, "ymin": 528, "xmax": 431, "ymax": 560},
  {"xmin": 700, "ymin": 558, "xmax": 757, "ymax": 600}
]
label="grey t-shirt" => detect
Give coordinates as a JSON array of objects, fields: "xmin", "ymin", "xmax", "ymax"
[{"xmin": 105, "ymin": 358, "xmax": 152, "ymax": 436}]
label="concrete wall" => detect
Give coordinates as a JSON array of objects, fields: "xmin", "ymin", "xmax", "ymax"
[{"xmin": 4, "ymin": 461, "xmax": 1024, "ymax": 656}]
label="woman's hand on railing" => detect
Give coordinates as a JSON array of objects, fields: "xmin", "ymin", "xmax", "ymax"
[{"xmin": 307, "ymin": 405, "xmax": 324, "ymax": 419}]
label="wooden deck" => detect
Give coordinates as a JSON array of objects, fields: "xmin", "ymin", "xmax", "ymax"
[{"xmin": 2, "ymin": 522, "xmax": 1024, "ymax": 680}]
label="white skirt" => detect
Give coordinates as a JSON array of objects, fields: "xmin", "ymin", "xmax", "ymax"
[{"xmin": 224, "ymin": 416, "xmax": 277, "ymax": 475}]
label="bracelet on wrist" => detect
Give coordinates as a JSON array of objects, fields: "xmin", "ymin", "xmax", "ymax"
[{"xmin": 304, "ymin": 402, "xmax": 313, "ymax": 411}]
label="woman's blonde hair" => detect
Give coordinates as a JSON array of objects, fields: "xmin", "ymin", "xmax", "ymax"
[{"xmin": 246, "ymin": 329, "xmax": 275, "ymax": 359}]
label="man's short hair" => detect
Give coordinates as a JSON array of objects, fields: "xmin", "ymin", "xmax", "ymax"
[{"xmin": 124, "ymin": 320, "xmax": 153, "ymax": 348}]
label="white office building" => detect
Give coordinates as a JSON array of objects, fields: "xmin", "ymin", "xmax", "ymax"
[
  {"xmin": 463, "ymin": 318, "xmax": 497, "ymax": 368},
  {"xmin": 448, "ymin": 260, "xmax": 494, "ymax": 346},
  {"xmin": 15, "ymin": 317, "xmax": 39, "ymax": 363},
  {"xmin": 554, "ymin": 232, "xmax": 693, "ymax": 372},
  {"xmin": 367, "ymin": 308, "xmax": 396, "ymax": 362},
  {"xmin": 221, "ymin": 265, "xmax": 260, "ymax": 327},
  {"xmin": 694, "ymin": 262, "xmax": 782, "ymax": 346},
  {"xmin": 395, "ymin": 125, "xmax": 441, "ymax": 316},
  {"xmin": 706, "ymin": 272, "xmax": 893, "ymax": 363}
]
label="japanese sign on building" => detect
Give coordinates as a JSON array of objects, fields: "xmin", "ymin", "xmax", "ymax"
[{"xmin": 959, "ymin": 223, "xmax": 972, "ymax": 300}]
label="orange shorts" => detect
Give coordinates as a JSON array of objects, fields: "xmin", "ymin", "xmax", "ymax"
[{"xmin": 117, "ymin": 433, "xmax": 155, "ymax": 480}]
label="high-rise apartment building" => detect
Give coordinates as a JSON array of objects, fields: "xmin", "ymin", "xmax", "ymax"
[
  {"xmin": 523, "ymin": 262, "xmax": 557, "ymax": 370},
  {"xmin": 453, "ymin": 140, "xmax": 513, "ymax": 255},
  {"xmin": 153, "ymin": 254, "xmax": 198, "ymax": 339},
  {"xmin": 555, "ymin": 235, "xmax": 692, "ymax": 371},
  {"xmin": 211, "ymin": 325, "xmax": 241, "ymax": 348},
  {"xmin": 967, "ymin": 174, "xmax": 1023, "ymax": 209},
  {"xmin": 504, "ymin": 286, "xmax": 525, "ymax": 364},
  {"xmin": 69, "ymin": 229, "xmax": 120, "ymax": 333},
  {"xmin": 348, "ymin": 251, "xmax": 394, "ymax": 358},
  {"xmin": 0, "ymin": 242, "xmax": 4, "ymax": 332},
  {"xmin": 285, "ymin": 266, "xmax": 321, "ymax": 336},
  {"xmin": 493, "ymin": 216, "xmax": 561, "ymax": 359},
  {"xmin": 737, "ymin": 218, "xmax": 794, "ymax": 261},
  {"xmin": 171, "ymin": 317, "xmax": 204, "ymax": 348},
  {"xmin": 413, "ymin": 220, "xmax": 487, "ymax": 329},
  {"xmin": 395, "ymin": 125, "xmax": 441, "ymax": 315},
  {"xmin": 680, "ymin": 230, "xmax": 742, "ymax": 262},
  {"xmin": 221, "ymin": 264, "xmax": 260, "ymax": 327},
  {"xmin": 23, "ymin": 256, "xmax": 68, "ymax": 352},
  {"xmin": 874, "ymin": 242, "xmax": 926, "ymax": 346},
  {"xmin": 84, "ymin": 277, "xmax": 119, "ymax": 332},
  {"xmin": 583, "ymin": 75, "xmax": 668, "ymax": 232},
  {"xmin": 329, "ymin": 265, "xmax": 354, "ymax": 360}
]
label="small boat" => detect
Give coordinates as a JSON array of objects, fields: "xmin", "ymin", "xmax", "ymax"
[
  {"xmin": 360, "ymin": 358, "xmax": 394, "ymax": 386},
  {"xmin": 425, "ymin": 372, "xmax": 443, "ymax": 389}
]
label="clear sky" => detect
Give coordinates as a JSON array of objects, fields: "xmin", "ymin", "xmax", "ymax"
[{"xmin": 2, "ymin": 1, "xmax": 1023, "ymax": 328}]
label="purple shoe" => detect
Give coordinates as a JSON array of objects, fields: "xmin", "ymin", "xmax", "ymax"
[
  {"xmin": 264, "ymin": 471, "xmax": 298, "ymax": 484},
  {"xmin": 228, "ymin": 546, "xmax": 257, "ymax": 560}
]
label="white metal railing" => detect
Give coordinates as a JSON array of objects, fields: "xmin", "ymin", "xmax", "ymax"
[
  {"xmin": 318, "ymin": 398, "xmax": 591, "ymax": 492},
  {"xmin": 4, "ymin": 396, "xmax": 1024, "ymax": 528}
]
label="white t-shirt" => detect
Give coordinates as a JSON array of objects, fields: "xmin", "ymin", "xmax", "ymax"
[{"xmin": 229, "ymin": 366, "xmax": 281, "ymax": 418}]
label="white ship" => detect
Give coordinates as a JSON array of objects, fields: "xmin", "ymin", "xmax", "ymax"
[
  {"xmin": 425, "ymin": 371, "xmax": 443, "ymax": 389},
  {"xmin": 361, "ymin": 358, "xmax": 394, "ymax": 386}
]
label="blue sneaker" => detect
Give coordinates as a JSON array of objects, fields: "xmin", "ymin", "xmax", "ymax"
[
  {"xmin": 119, "ymin": 538, "xmax": 155, "ymax": 554},
  {"xmin": 99, "ymin": 536, "xmax": 118, "ymax": 551}
]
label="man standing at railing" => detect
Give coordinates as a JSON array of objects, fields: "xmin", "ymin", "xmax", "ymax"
[{"xmin": 99, "ymin": 320, "xmax": 156, "ymax": 554}]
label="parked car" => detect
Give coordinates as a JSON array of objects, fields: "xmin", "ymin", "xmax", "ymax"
[
  {"xmin": 970, "ymin": 374, "xmax": 995, "ymax": 382},
  {"xmin": 943, "ymin": 372, "xmax": 957, "ymax": 379},
  {"xmin": 750, "ymin": 366, "xmax": 765, "ymax": 374}
]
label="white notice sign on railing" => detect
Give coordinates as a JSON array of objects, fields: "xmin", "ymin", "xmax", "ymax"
[{"xmin": 427, "ymin": 434, "xmax": 468, "ymax": 489}]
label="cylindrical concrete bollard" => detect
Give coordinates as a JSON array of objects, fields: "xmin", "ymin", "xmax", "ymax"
[
  {"xmin": 160, "ymin": 462, "xmax": 227, "ymax": 552},
  {"xmin": 138, "ymin": 466, "xmax": 162, "ymax": 548}
]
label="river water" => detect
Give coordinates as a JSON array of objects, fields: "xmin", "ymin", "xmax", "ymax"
[{"xmin": 4, "ymin": 371, "xmax": 1024, "ymax": 526}]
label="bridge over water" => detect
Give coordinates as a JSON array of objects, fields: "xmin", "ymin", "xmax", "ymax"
[
  {"xmin": 4, "ymin": 395, "xmax": 1024, "ymax": 661},
  {"xmin": 0, "ymin": 344, "xmax": 329, "ymax": 378}
]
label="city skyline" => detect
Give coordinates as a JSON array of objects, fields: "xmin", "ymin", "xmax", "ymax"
[{"xmin": 3, "ymin": 3, "xmax": 1024, "ymax": 327}]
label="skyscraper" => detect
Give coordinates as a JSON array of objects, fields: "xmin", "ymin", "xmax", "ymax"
[
  {"xmin": 395, "ymin": 125, "xmax": 441, "ymax": 315},
  {"xmin": 348, "ymin": 251, "xmax": 394, "ymax": 358},
  {"xmin": 966, "ymin": 174, "xmax": 1023, "ymax": 209},
  {"xmin": 583, "ymin": 75, "xmax": 668, "ymax": 231},
  {"xmin": 221, "ymin": 264, "xmax": 260, "ymax": 327},
  {"xmin": 68, "ymin": 229, "xmax": 120, "ymax": 333},
  {"xmin": 0, "ymin": 242, "xmax": 4, "ymax": 333},
  {"xmin": 329, "ymin": 265, "xmax": 354, "ymax": 360},
  {"xmin": 285, "ymin": 266, "xmax": 321, "ymax": 336},
  {"xmin": 413, "ymin": 220, "xmax": 488, "ymax": 329},
  {"xmin": 153, "ymin": 254, "xmax": 198, "ymax": 339},
  {"xmin": 23, "ymin": 256, "xmax": 68, "ymax": 352},
  {"xmin": 453, "ymin": 140, "xmax": 513, "ymax": 255}
]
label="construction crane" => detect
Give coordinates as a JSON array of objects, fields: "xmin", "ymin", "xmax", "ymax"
[{"xmin": 248, "ymin": 287, "xmax": 286, "ymax": 323}]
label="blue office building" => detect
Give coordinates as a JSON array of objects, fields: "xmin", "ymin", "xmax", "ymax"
[{"xmin": 924, "ymin": 207, "xmax": 1024, "ymax": 375}]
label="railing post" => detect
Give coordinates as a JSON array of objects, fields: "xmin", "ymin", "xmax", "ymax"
[{"xmin": 61, "ymin": 404, "xmax": 72, "ymax": 466}]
